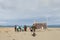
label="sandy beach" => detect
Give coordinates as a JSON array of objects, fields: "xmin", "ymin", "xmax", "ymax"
[{"xmin": 0, "ymin": 27, "xmax": 60, "ymax": 40}]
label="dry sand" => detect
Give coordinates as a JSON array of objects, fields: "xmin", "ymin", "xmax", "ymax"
[{"xmin": 0, "ymin": 27, "xmax": 60, "ymax": 40}]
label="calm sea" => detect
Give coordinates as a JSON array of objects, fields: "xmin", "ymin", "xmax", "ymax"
[
  {"xmin": 0, "ymin": 25, "xmax": 60, "ymax": 28},
  {"xmin": 48, "ymin": 25, "xmax": 60, "ymax": 28}
]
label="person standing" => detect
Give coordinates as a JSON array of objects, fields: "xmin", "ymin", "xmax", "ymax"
[
  {"xmin": 15, "ymin": 25, "xmax": 17, "ymax": 32},
  {"xmin": 30, "ymin": 27, "xmax": 32, "ymax": 32},
  {"xmin": 24, "ymin": 25, "xmax": 27, "ymax": 31},
  {"xmin": 31, "ymin": 25, "xmax": 36, "ymax": 32},
  {"xmin": 31, "ymin": 25, "xmax": 36, "ymax": 37},
  {"xmin": 19, "ymin": 26, "xmax": 21, "ymax": 32}
]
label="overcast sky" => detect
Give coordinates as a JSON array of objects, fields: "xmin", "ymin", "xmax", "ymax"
[{"xmin": 0, "ymin": 0, "xmax": 60, "ymax": 25}]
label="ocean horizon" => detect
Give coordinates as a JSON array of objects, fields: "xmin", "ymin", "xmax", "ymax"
[{"xmin": 0, "ymin": 25, "xmax": 60, "ymax": 28}]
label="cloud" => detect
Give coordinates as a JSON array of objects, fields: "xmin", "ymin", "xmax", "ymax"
[
  {"xmin": 0, "ymin": 0, "xmax": 60, "ymax": 25},
  {"xmin": 0, "ymin": 0, "xmax": 49, "ymax": 20},
  {"xmin": 0, "ymin": 21, "xmax": 8, "ymax": 25}
]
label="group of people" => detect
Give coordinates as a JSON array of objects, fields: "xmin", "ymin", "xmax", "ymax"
[
  {"xmin": 14, "ymin": 25, "xmax": 27, "ymax": 32},
  {"xmin": 14, "ymin": 25, "xmax": 36, "ymax": 37},
  {"xmin": 14, "ymin": 25, "xmax": 36, "ymax": 32}
]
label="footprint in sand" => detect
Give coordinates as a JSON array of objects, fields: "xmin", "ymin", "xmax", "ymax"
[
  {"xmin": 5, "ymin": 31, "xmax": 9, "ymax": 33},
  {"xmin": 12, "ymin": 39, "xmax": 15, "ymax": 40}
]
